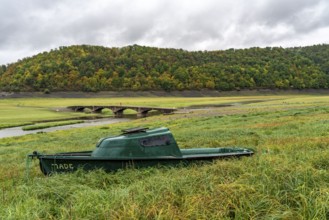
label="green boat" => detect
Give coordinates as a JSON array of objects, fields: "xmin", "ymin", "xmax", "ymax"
[{"xmin": 28, "ymin": 127, "xmax": 254, "ymax": 175}]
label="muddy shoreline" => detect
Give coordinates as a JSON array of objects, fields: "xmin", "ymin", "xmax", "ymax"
[{"xmin": 1, "ymin": 89, "xmax": 329, "ymax": 99}]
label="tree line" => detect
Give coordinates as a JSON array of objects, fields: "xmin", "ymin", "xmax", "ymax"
[{"xmin": 0, "ymin": 44, "xmax": 329, "ymax": 92}]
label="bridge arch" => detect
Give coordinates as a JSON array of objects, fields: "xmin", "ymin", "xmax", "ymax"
[{"xmin": 67, "ymin": 105, "xmax": 177, "ymax": 118}]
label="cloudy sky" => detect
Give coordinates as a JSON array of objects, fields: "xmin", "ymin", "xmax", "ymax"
[{"xmin": 1, "ymin": 0, "xmax": 329, "ymax": 65}]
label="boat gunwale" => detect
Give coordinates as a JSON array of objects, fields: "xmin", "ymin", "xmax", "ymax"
[{"xmin": 36, "ymin": 151, "xmax": 253, "ymax": 161}]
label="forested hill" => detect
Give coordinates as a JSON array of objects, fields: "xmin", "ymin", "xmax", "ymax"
[{"xmin": 1, "ymin": 44, "xmax": 329, "ymax": 92}]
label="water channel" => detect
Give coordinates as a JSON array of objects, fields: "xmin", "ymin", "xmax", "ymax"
[
  {"xmin": 0, "ymin": 118, "xmax": 130, "ymax": 139},
  {"xmin": 0, "ymin": 100, "xmax": 267, "ymax": 139}
]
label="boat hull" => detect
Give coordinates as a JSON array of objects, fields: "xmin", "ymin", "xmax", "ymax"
[{"xmin": 33, "ymin": 150, "xmax": 253, "ymax": 175}]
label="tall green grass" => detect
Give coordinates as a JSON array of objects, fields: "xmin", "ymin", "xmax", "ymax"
[{"xmin": 1, "ymin": 95, "xmax": 329, "ymax": 219}]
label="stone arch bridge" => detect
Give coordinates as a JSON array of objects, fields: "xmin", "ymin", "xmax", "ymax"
[{"xmin": 67, "ymin": 105, "xmax": 177, "ymax": 117}]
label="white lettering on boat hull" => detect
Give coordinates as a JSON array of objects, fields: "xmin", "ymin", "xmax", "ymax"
[{"xmin": 51, "ymin": 163, "xmax": 74, "ymax": 170}]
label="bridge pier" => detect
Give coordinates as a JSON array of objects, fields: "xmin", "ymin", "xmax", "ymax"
[
  {"xmin": 137, "ymin": 111, "xmax": 149, "ymax": 118},
  {"xmin": 92, "ymin": 107, "xmax": 105, "ymax": 113},
  {"xmin": 160, "ymin": 109, "xmax": 174, "ymax": 115},
  {"xmin": 113, "ymin": 109, "xmax": 125, "ymax": 118}
]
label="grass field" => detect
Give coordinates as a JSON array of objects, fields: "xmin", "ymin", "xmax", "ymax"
[
  {"xmin": 0, "ymin": 96, "xmax": 281, "ymax": 129},
  {"xmin": 1, "ymin": 94, "xmax": 329, "ymax": 219}
]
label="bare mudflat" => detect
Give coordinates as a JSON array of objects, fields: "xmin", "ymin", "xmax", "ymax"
[{"xmin": 1, "ymin": 89, "xmax": 329, "ymax": 99}]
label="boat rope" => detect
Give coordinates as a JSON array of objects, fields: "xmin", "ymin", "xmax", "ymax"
[
  {"xmin": 25, "ymin": 152, "xmax": 41, "ymax": 181},
  {"xmin": 25, "ymin": 154, "xmax": 33, "ymax": 181}
]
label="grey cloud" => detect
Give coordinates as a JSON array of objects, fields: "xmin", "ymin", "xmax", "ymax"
[
  {"xmin": 292, "ymin": 1, "xmax": 329, "ymax": 32},
  {"xmin": 240, "ymin": 0, "xmax": 329, "ymax": 33},
  {"xmin": 0, "ymin": 0, "xmax": 329, "ymax": 64},
  {"xmin": 258, "ymin": 0, "xmax": 316, "ymax": 25}
]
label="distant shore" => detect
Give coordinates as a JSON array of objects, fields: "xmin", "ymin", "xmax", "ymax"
[{"xmin": 1, "ymin": 89, "xmax": 329, "ymax": 99}]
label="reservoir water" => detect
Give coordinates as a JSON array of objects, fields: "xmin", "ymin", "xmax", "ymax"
[{"xmin": 0, "ymin": 118, "xmax": 130, "ymax": 139}]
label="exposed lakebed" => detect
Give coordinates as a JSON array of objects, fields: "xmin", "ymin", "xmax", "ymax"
[{"xmin": 0, "ymin": 100, "xmax": 267, "ymax": 139}]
